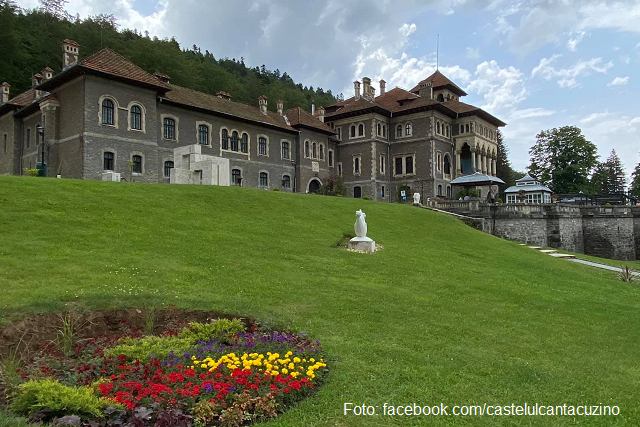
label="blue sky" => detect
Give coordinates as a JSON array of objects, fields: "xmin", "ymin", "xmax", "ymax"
[{"xmin": 17, "ymin": 0, "xmax": 640, "ymax": 178}]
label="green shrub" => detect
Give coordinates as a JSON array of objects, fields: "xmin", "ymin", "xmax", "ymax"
[
  {"xmin": 272, "ymin": 188, "xmax": 280, "ymax": 191},
  {"xmin": 11, "ymin": 378, "xmax": 114, "ymax": 418},
  {"xmin": 178, "ymin": 319, "xmax": 245, "ymax": 343},
  {"xmin": 104, "ymin": 336, "xmax": 192, "ymax": 361},
  {"xmin": 362, "ymin": 196, "xmax": 370, "ymax": 201},
  {"xmin": 24, "ymin": 168, "xmax": 38, "ymax": 177}
]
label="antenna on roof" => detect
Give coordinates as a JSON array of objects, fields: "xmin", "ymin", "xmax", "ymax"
[{"xmin": 436, "ymin": 34, "xmax": 439, "ymax": 71}]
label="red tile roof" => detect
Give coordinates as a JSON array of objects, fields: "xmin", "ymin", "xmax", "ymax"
[
  {"xmin": 163, "ymin": 84, "xmax": 296, "ymax": 132},
  {"xmin": 283, "ymin": 107, "xmax": 335, "ymax": 135},
  {"xmin": 62, "ymin": 39, "xmax": 80, "ymax": 47},
  {"xmin": 6, "ymin": 89, "xmax": 35, "ymax": 107},
  {"xmin": 410, "ymin": 70, "xmax": 467, "ymax": 96}
]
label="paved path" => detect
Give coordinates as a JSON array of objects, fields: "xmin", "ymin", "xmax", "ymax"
[{"xmin": 567, "ymin": 258, "xmax": 640, "ymax": 276}]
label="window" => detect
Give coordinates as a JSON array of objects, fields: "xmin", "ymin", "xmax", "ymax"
[
  {"xmin": 354, "ymin": 186, "xmax": 362, "ymax": 198},
  {"xmin": 459, "ymin": 124, "xmax": 464, "ymax": 134},
  {"xmin": 232, "ymin": 168, "xmax": 242, "ymax": 185},
  {"xmin": 282, "ymin": 141, "xmax": 290, "ymax": 159},
  {"xmin": 164, "ymin": 161, "xmax": 174, "ymax": 178},
  {"xmin": 319, "ymin": 144, "xmax": 324, "ymax": 160},
  {"xmin": 405, "ymin": 123, "xmax": 412, "ymax": 136},
  {"xmin": 132, "ymin": 155, "xmax": 142, "ymax": 174},
  {"xmin": 405, "ymin": 156, "xmax": 414, "ymax": 175},
  {"xmin": 198, "ymin": 125, "xmax": 209, "ymax": 145},
  {"xmin": 337, "ymin": 127, "xmax": 342, "ymax": 140},
  {"xmin": 253, "ymin": 137, "xmax": 265, "ymax": 156},
  {"xmin": 350, "ymin": 125, "xmax": 356, "ymax": 138},
  {"xmin": 304, "ymin": 141, "xmax": 310, "ymax": 158},
  {"xmin": 338, "ymin": 162, "xmax": 342, "ymax": 176},
  {"xmin": 381, "ymin": 186, "xmax": 385, "ymax": 197},
  {"xmin": 436, "ymin": 122, "xmax": 441, "ymax": 134},
  {"xmin": 259, "ymin": 172, "xmax": 268, "ymax": 186},
  {"xmin": 103, "ymin": 152, "xmax": 114, "ymax": 170},
  {"xmin": 438, "ymin": 185, "xmax": 442, "ymax": 196},
  {"xmin": 377, "ymin": 123, "xmax": 381, "ymax": 136},
  {"xmin": 395, "ymin": 157, "xmax": 403, "ymax": 176},
  {"xmin": 231, "ymin": 131, "xmax": 239, "ymax": 151},
  {"xmin": 26, "ymin": 128, "xmax": 30, "ymax": 149},
  {"xmin": 380, "ymin": 154, "xmax": 385, "ymax": 174},
  {"xmin": 328, "ymin": 150, "xmax": 334, "ymax": 167},
  {"xmin": 446, "ymin": 125, "xmax": 449, "ymax": 138},
  {"xmin": 358, "ymin": 124, "xmax": 364, "ymax": 136},
  {"xmin": 282, "ymin": 175, "xmax": 291, "ymax": 189},
  {"xmin": 382, "ymin": 124, "xmax": 386, "ymax": 137},
  {"xmin": 466, "ymin": 123, "xmax": 470, "ymax": 133},
  {"xmin": 102, "ymin": 99, "xmax": 115, "ymax": 125},
  {"xmin": 312, "ymin": 142, "xmax": 317, "ymax": 159},
  {"xmin": 222, "ymin": 129, "xmax": 229, "ymax": 150},
  {"xmin": 507, "ymin": 194, "xmax": 517, "ymax": 203},
  {"xmin": 163, "ymin": 118, "xmax": 176, "ymax": 140},
  {"xmin": 437, "ymin": 93, "xmax": 444, "ymax": 102},
  {"xmin": 437, "ymin": 153, "xmax": 442, "ymax": 172},
  {"xmin": 130, "ymin": 105, "xmax": 142, "ymax": 130},
  {"xmin": 241, "ymin": 133, "xmax": 248, "ymax": 153},
  {"xmin": 444, "ymin": 155, "xmax": 451, "ymax": 175},
  {"xmin": 397, "ymin": 125, "xmax": 402, "ymax": 137},
  {"xmin": 354, "ymin": 156, "xmax": 361, "ymax": 175}
]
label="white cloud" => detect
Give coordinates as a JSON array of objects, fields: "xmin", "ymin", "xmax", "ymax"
[
  {"xmin": 567, "ymin": 31, "xmax": 586, "ymax": 52},
  {"xmin": 466, "ymin": 60, "xmax": 528, "ymax": 116},
  {"xmin": 531, "ymin": 55, "xmax": 613, "ymax": 88},
  {"xmin": 608, "ymin": 76, "xmax": 630, "ymax": 86},
  {"xmin": 466, "ymin": 47, "xmax": 480, "ymax": 59}
]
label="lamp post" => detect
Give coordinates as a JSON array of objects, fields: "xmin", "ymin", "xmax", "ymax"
[{"xmin": 36, "ymin": 124, "xmax": 45, "ymax": 177}]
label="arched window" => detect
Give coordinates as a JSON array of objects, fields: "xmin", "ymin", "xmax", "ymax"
[
  {"xmin": 447, "ymin": 186, "xmax": 451, "ymax": 198},
  {"xmin": 282, "ymin": 141, "xmax": 290, "ymax": 159},
  {"xmin": 259, "ymin": 172, "xmax": 268, "ymax": 186},
  {"xmin": 377, "ymin": 123, "xmax": 381, "ymax": 136},
  {"xmin": 304, "ymin": 140, "xmax": 310, "ymax": 158},
  {"xmin": 163, "ymin": 118, "xmax": 175, "ymax": 140},
  {"xmin": 241, "ymin": 133, "xmax": 248, "ymax": 153},
  {"xmin": 354, "ymin": 186, "xmax": 362, "ymax": 198},
  {"xmin": 446, "ymin": 125, "xmax": 450, "ymax": 138},
  {"xmin": 358, "ymin": 124, "xmax": 364, "ymax": 136},
  {"xmin": 282, "ymin": 175, "xmax": 291, "ymax": 189},
  {"xmin": 132, "ymin": 155, "xmax": 142, "ymax": 174},
  {"xmin": 397, "ymin": 125, "xmax": 402, "ymax": 137},
  {"xmin": 164, "ymin": 161, "xmax": 174, "ymax": 178},
  {"xmin": 130, "ymin": 105, "xmax": 142, "ymax": 130},
  {"xmin": 460, "ymin": 124, "xmax": 464, "ymax": 134},
  {"xmin": 382, "ymin": 124, "xmax": 386, "ymax": 137},
  {"xmin": 437, "ymin": 185, "xmax": 442, "ymax": 196},
  {"xmin": 259, "ymin": 136, "xmax": 267, "ymax": 155},
  {"xmin": 437, "ymin": 93, "xmax": 444, "ymax": 102},
  {"xmin": 354, "ymin": 157, "xmax": 360, "ymax": 174},
  {"xmin": 405, "ymin": 123, "xmax": 412, "ymax": 136},
  {"xmin": 230, "ymin": 131, "xmax": 239, "ymax": 151},
  {"xmin": 102, "ymin": 99, "xmax": 115, "ymax": 125},
  {"xmin": 312, "ymin": 142, "xmax": 317, "ymax": 159},
  {"xmin": 319, "ymin": 144, "xmax": 324, "ymax": 160},
  {"xmin": 232, "ymin": 168, "xmax": 242, "ymax": 185},
  {"xmin": 466, "ymin": 123, "xmax": 470, "ymax": 133},
  {"xmin": 350, "ymin": 125, "xmax": 356, "ymax": 138},
  {"xmin": 436, "ymin": 122, "xmax": 441, "ymax": 134},
  {"xmin": 221, "ymin": 129, "xmax": 229, "ymax": 150},
  {"xmin": 444, "ymin": 155, "xmax": 451, "ymax": 175},
  {"xmin": 103, "ymin": 152, "xmax": 114, "ymax": 170},
  {"xmin": 198, "ymin": 125, "xmax": 209, "ymax": 145}
]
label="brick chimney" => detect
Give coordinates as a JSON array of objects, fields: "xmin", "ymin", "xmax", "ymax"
[
  {"xmin": 154, "ymin": 72, "xmax": 170, "ymax": 84},
  {"xmin": 258, "ymin": 95, "xmax": 268, "ymax": 115},
  {"xmin": 354, "ymin": 80, "xmax": 361, "ymax": 101},
  {"xmin": 0, "ymin": 82, "xmax": 9, "ymax": 106},
  {"xmin": 317, "ymin": 106, "xmax": 325, "ymax": 123},
  {"xmin": 62, "ymin": 39, "xmax": 80, "ymax": 69},
  {"xmin": 31, "ymin": 74, "xmax": 43, "ymax": 100},
  {"xmin": 41, "ymin": 67, "xmax": 53, "ymax": 82},
  {"xmin": 276, "ymin": 99, "xmax": 283, "ymax": 116},
  {"xmin": 362, "ymin": 77, "xmax": 371, "ymax": 99},
  {"xmin": 216, "ymin": 91, "xmax": 232, "ymax": 100},
  {"xmin": 419, "ymin": 81, "xmax": 432, "ymax": 100},
  {"xmin": 379, "ymin": 79, "xmax": 386, "ymax": 96}
]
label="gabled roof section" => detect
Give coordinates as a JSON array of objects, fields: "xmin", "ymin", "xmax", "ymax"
[
  {"xmin": 443, "ymin": 99, "xmax": 506, "ymax": 127},
  {"xmin": 162, "ymin": 84, "xmax": 296, "ymax": 133},
  {"xmin": 283, "ymin": 107, "xmax": 335, "ymax": 135},
  {"xmin": 410, "ymin": 70, "xmax": 467, "ymax": 96},
  {"xmin": 0, "ymin": 88, "xmax": 36, "ymax": 116},
  {"xmin": 38, "ymin": 48, "xmax": 170, "ymax": 92},
  {"xmin": 323, "ymin": 96, "xmax": 387, "ymax": 119},
  {"xmin": 516, "ymin": 173, "xmax": 537, "ymax": 183}
]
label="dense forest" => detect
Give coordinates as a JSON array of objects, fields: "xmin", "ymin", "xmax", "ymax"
[{"xmin": 0, "ymin": 0, "xmax": 340, "ymax": 112}]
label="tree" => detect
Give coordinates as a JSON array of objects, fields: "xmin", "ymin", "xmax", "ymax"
[
  {"xmin": 39, "ymin": 0, "xmax": 68, "ymax": 19},
  {"xmin": 591, "ymin": 149, "xmax": 626, "ymax": 194},
  {"xmin": 630, "ymin": 156, "xmax": 640, "ymax": 198},
  {"xmin": 495, "ymin": 130, "xmax": 516, "ymax": 193},
  {"xmin": 528, "ymin": 126, "xmax": 598, "ymax": 194}
]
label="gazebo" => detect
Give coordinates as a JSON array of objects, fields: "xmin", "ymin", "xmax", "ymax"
[
  {"xmin": 504, "ymin": 174, "xmax": 552, "ymax": 204},
  {"xmin": 450, "ymin": 172, "xmax": 505, "ymax": 200}
]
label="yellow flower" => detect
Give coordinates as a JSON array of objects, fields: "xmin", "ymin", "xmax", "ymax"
[
  {"xmin": 288, "ymin": 363, "xmax": 295, "ymax": 370},
  {"xmin": 282, "ymin": 368, "xmax": 288, "ymax": 374},
  {"xmin": 293, "ymin": 357, "xmax": 301, "ymax": 363}
]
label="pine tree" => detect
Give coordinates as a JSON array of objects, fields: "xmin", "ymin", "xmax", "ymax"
[
  {"xmin": 630, "ymin": 156, "xmax": 640, "ymax": 198},
  {"xmin": 605, "ymin": 149, "xmax": 626, "ymax": 194},
  {"xmin": 39, "ymin": 0, "xmax": 68, "ymax": 19}
]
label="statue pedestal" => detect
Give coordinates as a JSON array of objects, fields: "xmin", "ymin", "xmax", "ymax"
[{"xmin": 348, "ymin": 236, "xmax": 376, "ymax": 253}]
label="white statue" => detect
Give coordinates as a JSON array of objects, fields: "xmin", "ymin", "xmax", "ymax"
[
  {"xmin": 413, "ymin": 192, "xmax": 421, "ymax": 205},
  {"xmin": 354, "ymin": 209, "xmax": 368, "ymax": 238}
]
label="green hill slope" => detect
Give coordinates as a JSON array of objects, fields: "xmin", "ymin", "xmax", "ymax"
[{"xmin": 1, "ymin": 176, "xmax": 639, "ymax": 426}]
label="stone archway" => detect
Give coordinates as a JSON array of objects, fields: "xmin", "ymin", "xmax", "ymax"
[{"xmin": 307, "ymin": 178, "xmax": 322, "ymax": 193}]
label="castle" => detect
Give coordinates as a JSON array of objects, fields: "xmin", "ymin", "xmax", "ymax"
[{"xmin": 0, "ymin": 40, "xmax": 505, "ymax": 201}]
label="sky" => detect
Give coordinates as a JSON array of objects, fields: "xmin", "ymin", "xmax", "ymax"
[{"xmin": 16, "ymin": 0, "xmax": 640, "ymax": 179}]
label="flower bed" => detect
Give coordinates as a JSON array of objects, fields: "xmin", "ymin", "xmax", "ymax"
[{"xmin": 3, "ymin": 312, "xmax": 328, "ymax": 426}]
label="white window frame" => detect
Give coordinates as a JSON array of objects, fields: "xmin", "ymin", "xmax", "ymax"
[
  {"xmin": 328, "ymin": 149, "xmax": 334, "ymax": 168},
  {"xmin": 127, "ymin": 102, "xmax": 145, "ymax": 133},
  {"xmin": 337, "ymin": 162, "xmax": 343, "ymax": 176},
  {"xmin": 257, "ymin": 134, "xmax": 269, "ymax": 157},
  {"xmin": 98, "ymin": 95, "xmax": 119, "ymax": 129},
  {"xmin": 196, "ymin": 121, "xmax": 212, "ymax": 146},
  {"xmin": 258, "ymin": 170, "xmax": 269, "ymax": 188},
  {"xmin": 349, "ymin": 122, "xmax": 366, "ymax": 140},
  {"xmin": 160, "ymin": 114, "xmax": 179, "ymax": 142},
  {"xmin": 353, "ymin": 154, "xmax": 362, "ymax": 176},
  {"xmin": 379, "ymin": 154, "xmax": 385, "ymax": 175},
  {"xmin": 130, "ymin": 151, "xmax": 145, "ymax": 175},
  {"xmin": 393, "ymin": 154, "xmax": 416, "ymax": 177},
  {"xmin": 281, "ymin": 139, "xmax": 291, "ymax": 160}
]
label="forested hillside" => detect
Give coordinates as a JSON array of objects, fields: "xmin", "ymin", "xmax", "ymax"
[{"xmin": 0, "ymin": 0, "xmax": 339, "ymax": 112}]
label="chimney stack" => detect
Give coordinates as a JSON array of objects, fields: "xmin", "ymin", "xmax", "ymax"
[
  {"xmin": 62, "ymin": 39, "xmax": 80, "ymax": 70},
  {"xmin": 276, "ymin": 99, "xmax": 283, "ymax": 116},
  {"xmin": 362, "ymin": 77, "xmax": 371, "ymax": 99},
  {"xmin": 0, "ymin": 82, "xmax": 9, "ymax": 106},
  {"xmin": 418, "ymin": 81, "xmax": 432, "ymax": 100},
  {"xmin": 216, "ymin": 91, "xmax": 232, "ymax": 100},
  {"xmin": 318, "ymin": 106, "xmax": 325, "ymax": 123},
  {"xmin": 41, "ymin": 67, "xmax": 53, "ymax": 82},
  {"xmin": 154, "ymin": 72, "xmax": 171, "ymax": 84},
  {"xmin": 354, "ymin": 80, "xmax": 361, "ymax": 101},
  {"xmin": 379, "ymin": 79, "xmax": 386, "ymax": 96},
  {"xmin": 258, "ymin": 95, "xmax": 268, "ymax": 115},
  {"xmin": 311, "ymin": 101, "xmax": 315, "ymax": 116},
  {"xmin": 31, "ymin": 74, "xmax": 43, "ymax": 100}
]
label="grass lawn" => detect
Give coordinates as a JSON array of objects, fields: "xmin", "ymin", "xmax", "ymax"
[{"xmin": 1, "ymin": 175, "xmax": 639, "ymax": 426}]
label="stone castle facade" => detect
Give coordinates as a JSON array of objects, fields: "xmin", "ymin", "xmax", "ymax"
[{"xmin": 0, "ymin": 40, "xmax": 505, "ymax": 201}]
